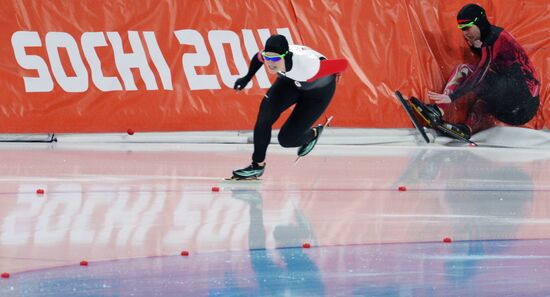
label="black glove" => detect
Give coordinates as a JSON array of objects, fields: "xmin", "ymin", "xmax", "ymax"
[{"xmin": 233, "ymin": 77, "xmax": 250, "ymax": 90}]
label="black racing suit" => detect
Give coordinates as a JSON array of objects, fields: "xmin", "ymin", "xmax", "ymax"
[
  {"xmin": 237, "ymin": 45, "xmax": 342, "ymax": 163},
  {"xmin": 445, "ymin": 26, "xmax": 540, "ymax": 128}
]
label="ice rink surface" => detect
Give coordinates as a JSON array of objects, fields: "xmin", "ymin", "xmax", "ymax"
[{"xmin": 1, "ymin": 128, "xmax": 550, "ymax": 296}]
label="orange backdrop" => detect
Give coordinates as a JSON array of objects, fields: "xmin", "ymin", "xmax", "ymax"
[{"xmin": 0, "ymin": 0, "xmax": 548, "ymax": 133}]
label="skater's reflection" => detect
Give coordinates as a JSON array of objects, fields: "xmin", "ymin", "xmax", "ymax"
[
  {"xmin": 231, "ymin": 189, "xmax": 325, "ymax": 296},
  {"xmin": 399, "ymin": 149, "xmax": 534, "ymax": 282},
  {"xmin": 443, "ymin": 164, "xmax": 533, "ymax": 282}
]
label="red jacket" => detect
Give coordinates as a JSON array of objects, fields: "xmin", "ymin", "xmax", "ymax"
[{"xmin": 450, "ymin": 26, "xmax": 540, "ymax": 101}]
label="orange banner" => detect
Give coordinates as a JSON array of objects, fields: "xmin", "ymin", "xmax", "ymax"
[{"xmin": 0, "ymin": 0, "xmax": 548, "ymax": 133}]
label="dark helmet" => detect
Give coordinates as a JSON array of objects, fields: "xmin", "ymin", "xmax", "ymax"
[
  {"xmin": 457, "ymin": 4, "xmax": 492, "ymax": 41},
  {"xmin": 264, "ymin": 34, "xmax": 289, "ymax": 55}
]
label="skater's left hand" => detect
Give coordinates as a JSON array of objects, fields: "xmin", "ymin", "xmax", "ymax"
[
  {"xmin": 427, "ymin": 91, "xmax": 451, "ymax": 104},
  {"xmin": 233, "ymin": 77, "xmax": 250, "ymax": 91}
]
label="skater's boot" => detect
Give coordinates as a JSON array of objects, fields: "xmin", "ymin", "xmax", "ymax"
[
  {"xmin": 297, "ymin": 125, "xmax": 324, "ymax": 157},
  {"xmin": 439, "ymin": 122, "xmax": 472, "ymax": 140},
  {"xmin": 232, "ymin": 162, "xmax": 265, "ymax": 179},
  {"xmin": 409, "ymin": 97, "xmax": 443, "ymax": 128}
]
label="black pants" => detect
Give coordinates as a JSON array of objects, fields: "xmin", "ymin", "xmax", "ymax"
[
  {"xmin": 252, "ymin": 76, "xmax": 336, "ymax": 163},
  {"xmin": 482, "ymin": 67, "xmax": 540, "ymax": 126}
]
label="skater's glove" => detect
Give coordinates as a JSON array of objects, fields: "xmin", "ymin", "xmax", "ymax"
[{"xmin": 233, "ymin": 77, "xmax": 250, "ymax": 90}]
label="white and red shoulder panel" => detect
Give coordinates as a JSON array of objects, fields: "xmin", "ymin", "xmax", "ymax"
[{"xmin": 280, "ymin": 45, "xmax": 348, "ymax": 82}]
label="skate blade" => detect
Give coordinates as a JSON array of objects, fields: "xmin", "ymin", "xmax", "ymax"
[
  {"xmin": 224, "ymin": 176, "xmax": 261, "ymax": 181},
  {"xmin": 324, "ymin": 115, "xmax": 334, "ymax": 127},
  {"xmin": 436, "ymin": 124, "xmax": 478, "ymax": 146}
]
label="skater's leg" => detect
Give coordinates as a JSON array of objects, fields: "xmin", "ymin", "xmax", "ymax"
[
  {"xmin": 251, "ymin": 78, "xmax": 299, "ymax": 163},
  {"xmin": 464, "ymin": 100, "xmax": 503, "ymax": 133},
  {"xmin": 443, "ymin": 64, "xmax": 475, "ymax": 95},
  {"xmin": 439, "ymin": 64, "xmax": 475, "ymax": 111},
  {"xmin": 278, "ymin": 77, "xmax": 336, "ymax": 147},
  {"xmin": 233, "ymin": 78, "xmax": 299, "ymax": 179},
  {"xmin": 426, "ymin": 63, "xmax": 475, "ymax": 126},
  {"xmin": 485, "ymin": 73, "xmax": 540, "ymax": 127},
  {"xmin": 441, "ymin": 92, "xmax": 478, "ymax": 125}
]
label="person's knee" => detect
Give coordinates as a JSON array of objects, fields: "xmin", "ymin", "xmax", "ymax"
[
  {"xmin": 277, "ymin": 133, "xmax": 294, "ymax": 147},
  {"xmin": 444, "ymin": 64, "xmax": 475, "ymax": 95},
  {"xmin": 277, "ymin": 130, "xmax": 300, "ymax": 147}
]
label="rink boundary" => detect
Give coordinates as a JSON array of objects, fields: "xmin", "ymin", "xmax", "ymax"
[{"xmin": 0, "ymin": 126, "xmax": 549, "ymax": 148}]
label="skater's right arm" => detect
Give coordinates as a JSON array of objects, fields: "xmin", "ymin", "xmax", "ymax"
[
  {"xmin": 233, "ymin": 52, "xmax": 264, "ymax": 90},
  {"xmin": 448, "ymin": 27, "xmax": 504, "ymax": 101}
]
